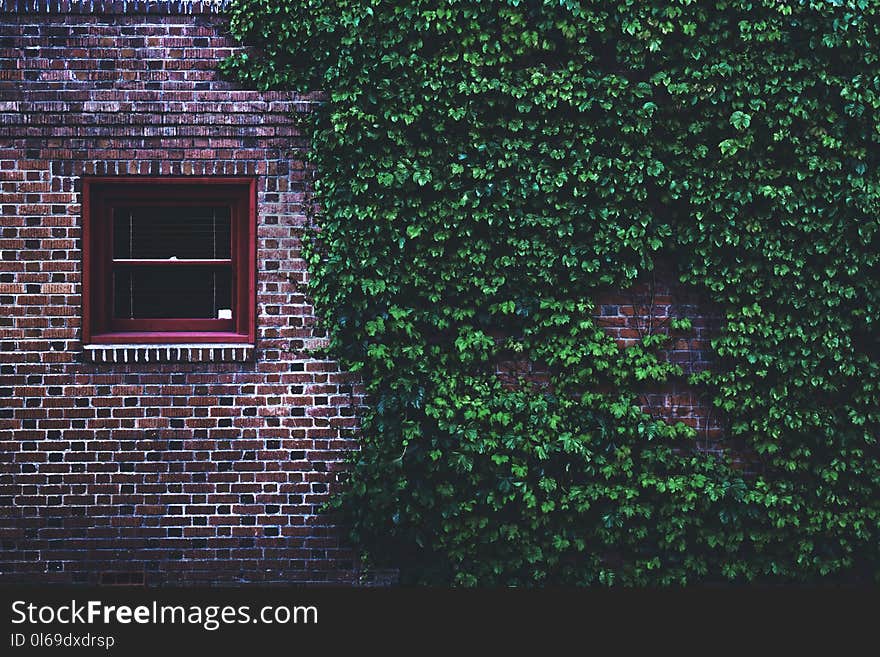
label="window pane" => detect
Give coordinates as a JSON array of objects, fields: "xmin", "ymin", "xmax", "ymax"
[
  {"xmin": 113, "ymin": 266, "xmax": 232, "ymax": 319},
  {"xmin": 113, "ymin": 206, "xmax": 231, "ymax": 260}
]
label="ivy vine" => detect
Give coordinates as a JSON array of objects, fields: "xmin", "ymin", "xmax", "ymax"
[{"xmin": 223, "ymin": 0, "xmax": 880, "ymax": 585}]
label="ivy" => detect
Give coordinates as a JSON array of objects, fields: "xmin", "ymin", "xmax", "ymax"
[{"xmin": 224, "ymin": 0, "xmax": 880, "ymax": 585}]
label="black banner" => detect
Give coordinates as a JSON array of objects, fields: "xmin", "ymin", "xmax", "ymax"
[{"xmin": 0, "ymin": 585, "xmax": 869, "ymax": 652}]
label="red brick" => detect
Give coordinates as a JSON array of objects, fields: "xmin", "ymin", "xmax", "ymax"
[{"xmin": 0, "ymin": 3, "xmax": 358, "ymax": 586}]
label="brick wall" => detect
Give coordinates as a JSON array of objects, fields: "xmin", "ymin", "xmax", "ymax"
[
  {"xmin": 0, "ymin": 1, "xmax": 724, "ymax": 585},
  {"xmin": 593, "ymin": 265, "xmax": 726, "ymax": 455},
  {"xmin": 0, "ymin": 0, "xmax": 370, "ymax": 585},
  {"xmin": 496, "ymin": 265, "xmax": 726, "ymax": 456}
]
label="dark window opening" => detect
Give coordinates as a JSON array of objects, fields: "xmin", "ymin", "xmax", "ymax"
[
  {"xmin": 113, "ymin": 266, "xmax": 232, "ymax": 320},
  {"xmin": 83, "ymin": 178, "xmax": 256, "ymax": 345},
  {"xmin": 112, "ymin": 206, "xmax": 232, "ymax": 260}
]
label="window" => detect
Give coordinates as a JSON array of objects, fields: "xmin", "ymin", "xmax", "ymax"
[{"xmin": 83, "ymin": 178, "xmax": 256, "ymax": 345}]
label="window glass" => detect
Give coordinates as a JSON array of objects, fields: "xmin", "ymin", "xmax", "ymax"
[
  {"xmin": 113, "ymin": 266, "xmax": 232, "ymax": 319},
  {"xmin": 112, "ymin": 207, "xmax": 232, "ymax": 260}
]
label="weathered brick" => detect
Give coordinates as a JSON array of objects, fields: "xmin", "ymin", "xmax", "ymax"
[{"xmin": 0, "ymin": 2, "xmax": 360, "ymax": 586}]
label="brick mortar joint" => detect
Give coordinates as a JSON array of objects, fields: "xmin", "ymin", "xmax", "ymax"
[{"xmin": 0, "ymin": 0, "xmax": 232, "ymax": 15}]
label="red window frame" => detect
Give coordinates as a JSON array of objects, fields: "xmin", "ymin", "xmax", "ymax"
[{"xmin": 82, "ymin": 177, "xmax": 256, "ymax": 345}]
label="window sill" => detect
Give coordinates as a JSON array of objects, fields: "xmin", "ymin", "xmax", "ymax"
[{"xmin": 83, "ymin": 343, "xmax": 254, "ymax": 363}]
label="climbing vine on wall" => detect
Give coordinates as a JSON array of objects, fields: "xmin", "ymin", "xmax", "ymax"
[{"xmin": 223, "ymin": 0, "xmax": 880, "ymax": 585}]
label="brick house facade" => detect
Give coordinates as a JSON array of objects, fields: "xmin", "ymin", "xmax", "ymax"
[
  {"xmin": 0, "ymin": 1, "xmax": 720, "ymax": 585},
  {"xmin": 0, "ymin": 0, "xmax": 369, "ymax": 585}
]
